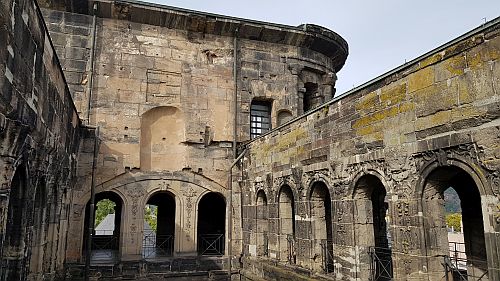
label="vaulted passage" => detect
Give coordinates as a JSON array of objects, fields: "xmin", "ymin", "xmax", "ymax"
[
  {"xmin": 197, "ymin": 192, "xmax": 226, "ymax": 256},
  {"xmin": 256, "ymin": 190, "xmax": 269, "ymax": 256},
  {"xmin": 278, "ymin": 185, "xmax": 295, "ymax": 263},
  {"xmin": 423, "ymin": 166, "xmax": 487, "ymax": 279},
  {"xmin": 83, "ymin": 192, "xmax": 123, "ymax": 263},
  {"xmin": 143, "ymin": 192, "xmax": 175, "ymax": 258},
  {"xmin": 1, "ymin": 166, "xmax": 29, "ymax": 281},
  {"xmin": 354, "ymin": 175, "xmax": 392, "ymax": 280},
  {"xmin": 310, "ymin": 182, "xmax": 333, "ymax": 272}
]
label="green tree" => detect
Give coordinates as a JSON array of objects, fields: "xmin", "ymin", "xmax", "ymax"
[
  {"xmin": 94, "ymin": 199, "xmax": 116, "ymax": 227},
  {"xmin": 144, "ymin": 205, "xmax": 158, "ymax": 231},
  {"xmin": 446, "ymin": 213, "xmax": 462, "ymax": 232}
]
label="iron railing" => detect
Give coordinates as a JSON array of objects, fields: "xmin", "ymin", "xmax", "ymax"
[
  {"xmin": 287, "ymin": 234, "xmax": 296, "ymax": 264},
  {"xmin": 142, "ymin": 231, "xmax": 174, "ymax": 258},
  {"xmin": 198, "ymin": 234, "xmax": 224, "ymax": 256},
  {"xmin": 89, "ymin": 231, "xmax": 119, "ymax": 262},
  {"xmin": 444, "ymin": 242, "xmax": 488, "ymax": 280},
  {"xmin": 368, "ymin": 246, "xmax": 393, "ymax": 281},
  {"xmin": 320, "ymin": 239, "xmax": 334, "ymax": 273}
]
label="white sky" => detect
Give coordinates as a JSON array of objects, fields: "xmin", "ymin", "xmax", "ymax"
[{"xmin": 149, "ymin": 0, "xmax": 500, "ymax": 95}]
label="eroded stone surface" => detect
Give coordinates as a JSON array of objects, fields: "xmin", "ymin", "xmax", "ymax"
[{"xmin": 1, "ymin": 0, "xmax": 499, "ymax": 280}]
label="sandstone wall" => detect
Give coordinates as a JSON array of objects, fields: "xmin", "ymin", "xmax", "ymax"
[
  {"xmin": 48, "ymin": 2, "xmax": 347, "ymax": 264},
  {"xmin": 241, "ymin": 19, "xmax": 500, "ymax": 281},
  {"xmin": 0, "ymin": 0, "xmax": 81, "ymax": 279},
  {"xmin": 41, "ymin": 8, "xmax": 92, "ymax": 120}
]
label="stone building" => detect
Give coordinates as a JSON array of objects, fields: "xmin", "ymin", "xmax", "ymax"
[{"xmin": 0, "ymin": 0, "xmax": 499, "ymax": 280}]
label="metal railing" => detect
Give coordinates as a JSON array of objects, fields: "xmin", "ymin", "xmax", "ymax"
[
  {"xmin": 90, "ymin": 232, "xmax": 119, "ymax": 262},
  {"xmin": 320, "ymin": 239, "xmax": 334, "ymax": 273},
  {"xmin": 444, "ymin": 242, "xmax": 488, "ymax": 280},
  {"xmin": 287, "ymin": 234, "xmax": 296, "ymax": 264},
  {"xmin": 198, "ymin": 234, "xmax": 224, "ymax": 256},
  {"xmin": 142, "ymin": 231, "xmax": 174, "ymax": 258},
  {"xmin": 368, "ymin": 246, "xmax": 393, "ymax": 281}
]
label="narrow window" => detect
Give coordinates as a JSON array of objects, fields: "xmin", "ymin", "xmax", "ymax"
[
  {"xmin": 250, "ymin": 100, "xmax": 272, "ymax": 139},
  {"xmin": 303, "ymin": 82, "xmax": 318, "ymax": 112}
]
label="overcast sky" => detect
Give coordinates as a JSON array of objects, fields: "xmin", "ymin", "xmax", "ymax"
[{"xmin": 150, "ymin": 0, "xmax": 500, "ymax": 95}]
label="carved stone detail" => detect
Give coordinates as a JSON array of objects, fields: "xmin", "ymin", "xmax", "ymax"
[
  {"xmin": 125, "ymin": 184, "xmax": 146, "ymax": 218},
  {"xmin": 182, "ymin": 187, "xmax": 197, "ymax": 231}
]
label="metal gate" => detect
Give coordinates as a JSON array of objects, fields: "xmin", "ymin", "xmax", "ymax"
[
  {"xmin": 90, "ymin": 232, "xmax": 119, "ymax": 262},
  {"xmin": 444, "ymin": 242, "xmax": 488, "ymax": 280},
  {"xmin": 142, "ymin": 231, "xmax": 174, "ymax": 258},
  {"xmin": 198, "ymin": 234, "xmax": 224, "ymax": 256},
  {"xmin": 369, "ymin": 246, "xmax": 393, "ymax": 281}
]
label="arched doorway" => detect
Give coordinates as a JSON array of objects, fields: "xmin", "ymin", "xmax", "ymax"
[
  {"xmin": 353, "ymin": 174, "xmax": 392, "ymax": 281},
  {"xmin": 422, "ymin": 166, "xmax": 488, "ymax": 280},
  {"xmin": 83, "ymin": 191, "xmax": 123, "ymax": 263},
  {"xmin": 278, "ymin": 185, "xmax": 295, "ymax": 263},
  {"xmin": 256, "ymin": 190, "xmax": 269, "ymax": 257},
  {"xmin": 143, "ymin": 191, "xmax": 175, "ymax": 258},
  {"xmin": 197, "ymin": 192, "xmax": 225, "ymax": 256},
  {"xmin": 1, "ymin": 166, "xmax": 29, "ymax": 281},
  {"xmin": 310, "ymin": 182, "xmax": 333, "ymax": 272}
]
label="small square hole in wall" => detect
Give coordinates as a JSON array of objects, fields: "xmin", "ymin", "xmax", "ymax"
[
  {"xmin": 124, "ymin": 135, "xmax": 128, "ymax": 139},
  {"xmin": 162, "ymin": 137, "xmax": 166, "ymax": 141},
  {"xmin": 124, "ymin": 126, "xmax": 129, "ymax": 130}
]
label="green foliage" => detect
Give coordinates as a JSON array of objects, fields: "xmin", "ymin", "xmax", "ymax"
[
  {"xmin": 144, "ymin": 205, "xmax": 158, "ymax": 232},
  {"xmin": 446, "ymin": 213, "xmax": 462, "ymax": 232},
  {"xmin": 94, "ymin": 199, "xmax": 116, "ymax": 227}
]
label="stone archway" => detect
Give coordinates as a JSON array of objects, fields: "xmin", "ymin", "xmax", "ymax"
[
  {"xmin": 353, "ymin": 174, "xmax": 392, "ymax": 281},
  {"xmin": 310, "ymin": 181, "xmax": 333, "ymax": 272},
  {"xmin": 142, "ymin": 191, "xmax": 176, "ymax": 259},
  {"xmin": 197, "ymin": 192, "xmax": 226, "ymax": 256},
  {"xmin": 82, "ymin": 191, "xmax": 124, "ymax": 263},
  {"xmin": 278, "ymin": 185, "xmax": 295, "ymax": 263},
  {"xmin": 1, "ymin": 165, "xmax": 29, "ymax": 281},
  {"xmin": 256, "ymin": 190, "xmax": 269, "ymax": 257},
  {"xmin": 421, "ymin": 165, "xmax": 488, "ymax": 280}
]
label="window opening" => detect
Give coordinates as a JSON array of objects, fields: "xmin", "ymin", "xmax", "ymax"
[{"xmin": 250, "ymin": 101, "xmax": 272, "ymax": 139}]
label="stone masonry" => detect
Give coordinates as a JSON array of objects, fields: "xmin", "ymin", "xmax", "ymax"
[{"xmin": 0, "ymin": 0, "xmax": 499, "ymax": 280}]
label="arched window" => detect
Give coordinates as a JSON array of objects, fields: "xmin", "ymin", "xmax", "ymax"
[
  {"xmin": 422, "ymin": 166, "xmax": 487, "ymax": 279},
  {"xmin": 143, "ymin": 191, "xmax": 175, "ymax": 258},
  {"xmin": 197, "ymin": 192, "xmax": 226, "ymax": 256},
  {"xmin": 310, "ymin": 182, "xmax": 333, "ymax": 272},
  {"xmin": 256, "ymin": 190, "xmax": 269, "ymax": 256},
  {"xmin": 278, "ymin": 185, "xmax": 295, "ymax": 263},
  {"xmin": 353, "ymin": 175, "xmax": 392, "ymax": 280},
  {"xmin": 83, "ymin": 192, "xmax": 123, "ymax": 263}
]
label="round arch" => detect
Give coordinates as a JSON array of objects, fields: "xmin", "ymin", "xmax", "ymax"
[
  {"xmin": 415, "ymin": 156, "xmax": 491, "ymax": 200},
  {"xmin": 416, "ymin": 157, "xmax": 493, "ymax": 279},
  {"xmin": 349, "ymin": 169, "xmax": 389, "ymax": 199},
  {"xmin": 274, "ymin": 181, "xmax": 300, "ymax": 204},
  {"xmin": 196, "ymin": 192, "xmax": 227, "ymax": 256},
  {"xmin": 82, "ymin": 190, "xmax": 125, "ymax": 262}
]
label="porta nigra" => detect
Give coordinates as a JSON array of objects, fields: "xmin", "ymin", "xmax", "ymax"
[{"xmin": 0, "ymin": 0, "xmax": 499, "ymax": 280}]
